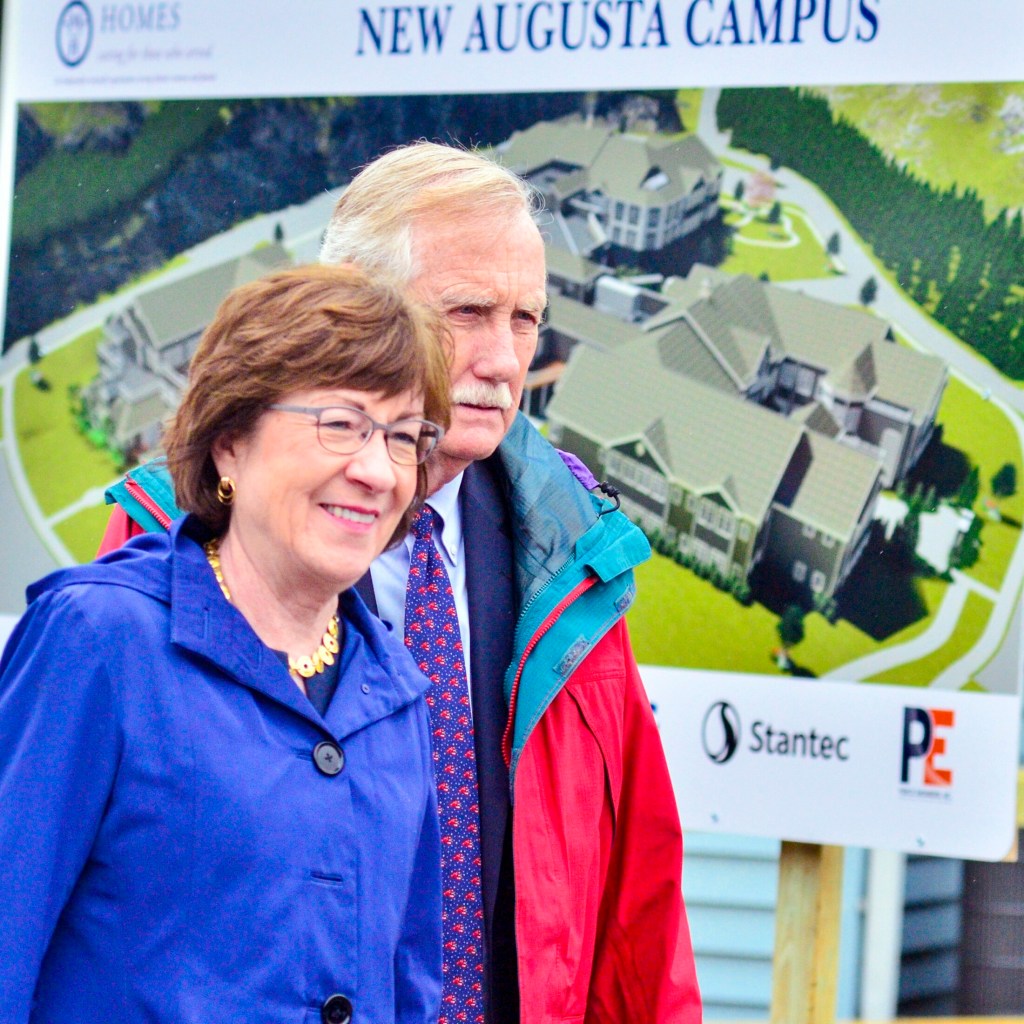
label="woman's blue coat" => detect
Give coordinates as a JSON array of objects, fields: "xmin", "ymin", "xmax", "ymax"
[{"xmin": 0, "ymin": 516, "xmax": 441, "ymax": 1024}]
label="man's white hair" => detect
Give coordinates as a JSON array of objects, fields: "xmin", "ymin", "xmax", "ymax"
[{"xmin": 319, "ymin": 141, "xmax": 542, "ymax": 284}]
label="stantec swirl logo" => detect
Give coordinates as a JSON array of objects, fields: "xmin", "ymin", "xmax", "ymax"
[
  {"xmin": 702, "ymin": 701, "xmax": 741, "ymax": 764},
  {"xmin": 901, "ymin": 706, "xmax": 955, "ymax": 789},
  {"xmin": 57, "ymin": 0, "xmax": 94, "ymax": 66}
]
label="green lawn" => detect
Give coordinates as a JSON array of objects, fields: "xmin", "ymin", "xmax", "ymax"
[
  {"xmin": 55, "ymin": 503, "xmax": 116, "ymax": 564},
  {"xmin": 629, "ymin": 551, "xmax": 950, "ymax": 678},
  {"xmin": 814, "ymin": 83, "xmax": 1024, "ymax": 222},
  {"xmin": 13, "ymin": 101, "xmax": 226, "ymax": 247},
  {"xmin": 720, "ymin": 199, "xmax": 834, "ymax": 282},
  {"xmin": 729, "ymin": 217, "xmax": 790, "ymax": 245},
  {"xmin": 629, "ymin": 552, "xmax": 783, "ymax": 674},
  {"xmin": 864, "ymin": 590, "xmax": 993, "ymax": 688},
  {"xmin": 934, "ymin": 376, "xmax": 1023, "ymax": 593},
  {"xmin": 14, "ymin": 329, "xmax": 119, "ymax": 517}
]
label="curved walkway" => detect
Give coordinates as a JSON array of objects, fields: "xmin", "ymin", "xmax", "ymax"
[{"xmin": 822, "ymin": 574, "xmax": 972, "ymax": 682}]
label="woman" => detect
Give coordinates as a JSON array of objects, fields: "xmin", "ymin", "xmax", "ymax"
[{"xmin": 0, "ymin": 264, "xmax": 450, "ymax": 1023}]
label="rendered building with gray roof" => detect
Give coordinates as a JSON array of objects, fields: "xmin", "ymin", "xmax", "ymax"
[
  {"xmin": 495, "ymin": 116, "xmax": 722, "ymax": 261},
  {"xmin": 542, "ymin": 266, "xmax": 946, "ymax": 600},
  {"xmin": 85, "ymin": 243, "xmax": 291, "ymax": 459}
]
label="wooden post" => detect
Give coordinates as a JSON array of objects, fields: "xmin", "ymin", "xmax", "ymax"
[{"xmin": 770, "ymin": 841, "xmax": 845, "ymax": 1024}]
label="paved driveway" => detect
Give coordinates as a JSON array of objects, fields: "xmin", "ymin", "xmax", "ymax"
[{"xmin": 0, "ymin": 454, "xmax": 57, "ymax": 616}]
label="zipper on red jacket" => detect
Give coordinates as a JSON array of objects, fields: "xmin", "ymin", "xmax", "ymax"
[
  {"xmin": 501, "ymin": 575, "xmax": 597, "ymax": 769},
  {"xmin": 125, "ymin": 476, "xmax": 173, "ymax": 529}
]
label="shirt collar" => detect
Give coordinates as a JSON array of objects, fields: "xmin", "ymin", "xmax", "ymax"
[{"xmin": 423, "ymin": 470, "xmax": 464, "ymax": 564}]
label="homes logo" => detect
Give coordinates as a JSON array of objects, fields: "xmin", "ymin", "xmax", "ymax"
[
  {"xmin": 92, "ymin": 3, "xmax": 182, "ymax": 33},
  {"xmin": 900, "ymin": 706, "xmax": 955, "ymax": 793},
  {"xmin": 702, "ymin": 701, "xmax": 741, "ymax": 764},
  {"xmin": 56, "ymin": 0, "xmax": 93, "ymax": 66}
]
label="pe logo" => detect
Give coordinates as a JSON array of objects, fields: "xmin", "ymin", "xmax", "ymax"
[
  {"xmin": 57, "ymin": 0, "xmax": 93, "ymax": 67},
  {"xmin": 900, "ymin": 707, "xmax": 954, "ymax": 787},
  {"xmin": 703, "ymin": 701, "xmax": 741, "ymax": 764}
]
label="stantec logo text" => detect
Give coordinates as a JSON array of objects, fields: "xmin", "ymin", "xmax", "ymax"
[{"xmin": 702, "ymin": 701, "xmax": 850, "ymax": 765}]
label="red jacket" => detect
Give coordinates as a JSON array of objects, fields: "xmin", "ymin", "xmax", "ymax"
[
  {"xmin": 495, "ymin": 419, "xmax": 700, "ymax": 1022},
  {"xmin": 512, "ymin": 617, "xmax": 700, "ymax": 1021}
]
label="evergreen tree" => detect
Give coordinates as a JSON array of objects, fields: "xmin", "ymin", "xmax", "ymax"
[
  {"xmin": 956, "ymin": 465, "xmax": 980, "ymax": 508},
  {"xmin": 992, "ymin": 463, "xmax": 1017, "ymax": 498},
  {"xmin": 899, "ymin": 509, "xmax": 920, "ymax": 553},
  {"xmin": 860, "ymin": 276, "xmax": 878, "ymax": 305},
  {"xmin": 951, "ymin": 514, "xmax": 983, "ymax": 569},
  {"xmin": 777, "ymin": 604, "xmax": 805, "ymax": 650}
]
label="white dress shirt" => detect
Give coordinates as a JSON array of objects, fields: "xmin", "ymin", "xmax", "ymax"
[{"xmin": 369, "ymin": 472, "xmax": 472, "ymax": 693}]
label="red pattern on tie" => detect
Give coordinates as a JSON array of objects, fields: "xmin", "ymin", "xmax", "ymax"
[{"xmin": 405, "ymin": 506, "xmax": 486, "ymax": 1024}]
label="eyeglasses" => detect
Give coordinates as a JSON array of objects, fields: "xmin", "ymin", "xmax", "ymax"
[{"xmin": 267, "ymin": 404, "xmax": 444, "ymax": 466}]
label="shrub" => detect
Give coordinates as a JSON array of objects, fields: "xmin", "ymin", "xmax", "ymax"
[
  {"xmin": 812, "ymin": 592, "xmax": 839, "ymax": 623},
  {"xmin": 992, "ymin": 463, "xmax": 1017, "ymax": 499},
  {"xmin": 950, "ymin": 516, "xmax": 983, "ymax": 569}
]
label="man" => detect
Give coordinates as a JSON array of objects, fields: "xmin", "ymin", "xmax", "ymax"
[{"xmin": 100, "ymin": 143, "xmax": 701, "ymax": 1023}]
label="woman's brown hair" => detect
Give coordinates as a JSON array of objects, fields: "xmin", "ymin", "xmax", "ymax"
[{"xmin": 163, "ymin": 262, "xmax": 450, "ymax": 543}]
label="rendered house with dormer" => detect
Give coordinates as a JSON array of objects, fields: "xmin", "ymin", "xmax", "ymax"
[
  {"xmin": 494, "ymin": 115, "xmax": 722, "ymax": 264},
  {"xmin": 84, "ymin": 243, "xmax": 290, "ymax": 459},
  {"xmin": 542, "ymin": 266, "xmax": 947, "ymax": 600}
]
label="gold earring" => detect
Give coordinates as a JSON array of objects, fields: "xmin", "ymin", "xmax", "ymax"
[{"xmin": 216, "ymin": 476, "xmax": 236, "ymax": 505}]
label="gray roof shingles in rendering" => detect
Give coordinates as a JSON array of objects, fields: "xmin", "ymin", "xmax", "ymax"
[
  {"xmin": 786, "ymin": 432, "xmax": 880, "ymax": 540},
  {"xmin": 130, "ymin": 244, "xmax": 289, "ymax": 351},
  {"xmin": 664, "ymin": 267, "xmax": 945, "ymax": 419},
  {"xmin": 544, "ymin": 255, "xmax": 942, "ymax": 549},
  {"xmin": 546, "ymin": 293, "xmax": 644, "ymax": 353},
  {"xmin": 545, "ymin": 267, "xmax": 920, "ymax": 539},
  {"xmin": 869, "ymin": 340, "xmax": 947, "ymax": 424},
  {"xmin": 498, "ymin": 118, "xmax": 610, "ymax": 173},
  {"xmin": 498, "ymin": 117, "xmax": 720, "ymax": 210},
  {"xmin": 654, "ymin": 321, "xmax": 738, "ymax": 394},
  {"xmin": 549, "ymin": 337, "xmax": 807, "ymax": 526},
  {"xmin": 588, "ymin": 132, "xmax": 719, "ymax": 208}
]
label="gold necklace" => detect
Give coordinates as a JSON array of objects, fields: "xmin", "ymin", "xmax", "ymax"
[{"xmin": 203, "ymin": 537, "xmax": 340, "ymax": 680}]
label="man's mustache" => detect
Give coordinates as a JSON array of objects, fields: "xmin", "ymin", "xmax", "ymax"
[{"xmin": 450, "ymin": 382, "xmax": 514, "ymax": 410}]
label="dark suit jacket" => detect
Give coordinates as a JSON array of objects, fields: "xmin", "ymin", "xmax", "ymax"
[{"xmin": 355, "ymin": 457, "xmax": 520, "ymax": 1023}]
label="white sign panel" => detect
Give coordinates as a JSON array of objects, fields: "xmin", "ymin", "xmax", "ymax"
[
  {"xmin": 6, "ymin": 0, "xmax": 1024, "ymax": 101},
  {"xmin": 646, "ymin": 667, "xmax": 1021, "ymax": 860}
]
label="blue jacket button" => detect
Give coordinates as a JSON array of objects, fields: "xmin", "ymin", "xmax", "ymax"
[
  {"xmin": 322, "ymin": 993, "xmax": 353, "ymax": 1024},
  {"xmin": 313, "ymin": 741, "xmax": 344, "ymax": 776}
]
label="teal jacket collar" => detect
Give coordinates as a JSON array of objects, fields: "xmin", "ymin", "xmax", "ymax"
[
  {"xmin": 104, "ymin": 458, "xmax": 182, "ymax": 532},
  {"xmin": 495, "ymin": 415, "xmax": 651, "ymax": 779}
]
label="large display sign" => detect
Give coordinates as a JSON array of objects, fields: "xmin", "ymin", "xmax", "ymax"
[
  {"xmin": 2, "ymin": 0, "xmax": 1023, "ymax": 859},
  {"xmin": 8, "ymin": 1, "xmax": 1024, "ymax": 99}
]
